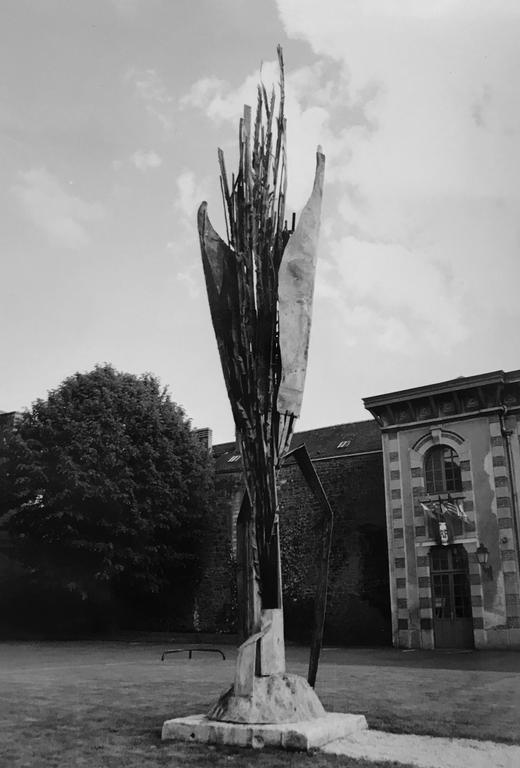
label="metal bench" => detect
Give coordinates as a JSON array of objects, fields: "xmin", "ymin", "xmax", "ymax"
[{"xmin": 161, "ymin": 646, "xmax": 226, "ymax": 662}]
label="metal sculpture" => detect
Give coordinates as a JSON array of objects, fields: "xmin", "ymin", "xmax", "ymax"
[{"xmin": 198, "ymin": 47, "xmax": 327, "ymax": 721}]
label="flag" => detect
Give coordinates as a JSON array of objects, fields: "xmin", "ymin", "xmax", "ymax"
[
  {"xmin": 440, "ymin": 499, "xmax": 461, "ymax": 518},
  {"xmin": 453, "ymin": 497, "xmax": 475, "ymax": 530},
  {"xmin": 420, "ymin": 501, "xmax": 442, "ymax": 541},
  {"xmin": 442, "ymin": 496, "xmax": 474, "ymax": 528},
  {"xmin": 454, "ymin": 499, "xmax": 470, "ymax": 524},
  {"xmin": 420, "ymin": 501, "xmax": 440, "ymax": 519}
]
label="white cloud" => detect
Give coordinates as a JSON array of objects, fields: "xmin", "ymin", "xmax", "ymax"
[
  {"xmin": 177, "ymin": 269, "xmax": 200, "ymax": 299},
  {"xmin": 180, "ymin": 59, "xmax": 377, "ymax": 210},
  {"xmin": 274, "ymin": 0, "xmax": 520, "ymax": 358},
  {"xmin": 179, "ymin": 5, "xmax": 520, "ymax": 363},
  {"xmin": 166, "ymin": 170, "xmax": 213, "ymax": 298},
  {"xmin": 130, "ymin": 149, "xmax": 163, "ymax": 171},
  {"xmin": 13, "ymin": 168, "xmax": 104, "ymax": 249},
  {"xmin": 174, "ymin": 170, "xmax": 206, "ymax": 220},
  {"xmin": 128, "ymin": 68, "xmax": 173, "ymax": 131},
  {"xmin": 275, "ymin": 0, "xmax": 520, "ymax": 207},
  {"xmin": 318, "ymin": 236, "xmax": 468, "ymax": 354},
  {"xmin": 180, "ymin": 77, "xmax": 229, "ymax": 113}
]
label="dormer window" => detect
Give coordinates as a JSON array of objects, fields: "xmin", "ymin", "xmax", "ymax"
[{"xmin": 337, "ymin": 440, "xmax": 351, "ymax": 449}]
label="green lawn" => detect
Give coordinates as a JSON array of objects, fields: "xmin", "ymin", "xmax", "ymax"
[{"xmin": 1, "ymin": 641, "xmax": 519, "ymax": 767}]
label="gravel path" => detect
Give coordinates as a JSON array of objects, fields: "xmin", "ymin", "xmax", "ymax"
[{"xmin": 322, "ymin": 729, "xmax": 520, "ymax": 768}]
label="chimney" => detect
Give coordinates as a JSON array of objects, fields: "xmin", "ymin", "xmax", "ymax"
[{"xmin": 194, "ymin": 427, "xmax": 213, "ymax": 452}]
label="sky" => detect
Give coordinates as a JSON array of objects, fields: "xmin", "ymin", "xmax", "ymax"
[{"xmin": 1, "ymin": 0, "xmax": 520, "ymax": 444}]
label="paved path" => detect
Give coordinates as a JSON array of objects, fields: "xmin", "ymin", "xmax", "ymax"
[{"xmin": 323, "ymin": 729, "xmax": 520, "ymax": 768}]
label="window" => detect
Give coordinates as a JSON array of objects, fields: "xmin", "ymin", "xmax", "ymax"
[
  {"xmin": 424, "ymin": 445, "xmax": 462, "ymax": 495},
  {"xmin": 337, "ymin": 440, "xmax": 351, "ymax": 449},
  {"xmin": 227, "ymin": 454, "xmax": 241, "ymax": 463}
]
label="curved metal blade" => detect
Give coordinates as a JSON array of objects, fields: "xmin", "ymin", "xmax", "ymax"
[
  {"xmin": 197, "ymin": 201, "xmax": 228, "ymax": 298},
  {"xmin": 277, "ymin": 148, "xmax": 325, "ymax": 418}
]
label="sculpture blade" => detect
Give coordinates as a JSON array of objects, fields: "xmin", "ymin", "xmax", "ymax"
[
  {"xmin": 277, "ymin": 148, "xmax": 325, "ymax": 418},
  {"xmin": 197, "ymin": 201, "xmax": 246, "ymax": 421},
  {"xmin": 197, "ymin": 201, "xmax": 227, "ymax": 300}
]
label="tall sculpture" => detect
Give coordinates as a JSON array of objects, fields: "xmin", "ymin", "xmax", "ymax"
[{"xmin": 198, "ymin": 47, "xmax": 327, "ymax": 722}]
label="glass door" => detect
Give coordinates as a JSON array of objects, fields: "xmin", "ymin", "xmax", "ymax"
[{"xmin": 430, "ymin": 545, "xmax": 474, "ymax": 649}]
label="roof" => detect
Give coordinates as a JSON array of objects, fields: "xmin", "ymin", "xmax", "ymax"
[
  {"xmin": 0, "ymin": 411, "xmax": 22, "ymax": 432},
  {"xmin": 363, "ymin": 368, "xmax": 520, "ymax": 430},
  {"xmin": 213, "ymin": 419, "xmax": 381, "ymax": 473},
  {"xmin": 363, "ymin": 369, "xmax": 520, "ymax": 408}
]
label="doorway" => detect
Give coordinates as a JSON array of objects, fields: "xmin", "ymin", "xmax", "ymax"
[{"xmin": 430, "ymin": 545, "xmax": 474, "ymax": 649}]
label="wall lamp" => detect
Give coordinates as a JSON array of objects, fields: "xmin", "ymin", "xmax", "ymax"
[{"xmin": 476, "ymin": 543, "xmax": 492, "ymax": 578}]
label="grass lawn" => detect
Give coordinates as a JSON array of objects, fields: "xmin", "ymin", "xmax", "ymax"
[{"xmin": 1, "ymin": 641, "xmax": 519, "ymax": 767}]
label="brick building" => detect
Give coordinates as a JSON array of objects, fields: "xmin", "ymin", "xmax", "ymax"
[
  {"xmin": 364, "ymin": 369, "xmax": 520, "ymax": 650},
  {"xmin": 197, "ymin": 420, "xmax": 391, "ymax": 645},
  {"xmin": 6, "ymin": 367, "xmax": 520, "ymax": 649}
]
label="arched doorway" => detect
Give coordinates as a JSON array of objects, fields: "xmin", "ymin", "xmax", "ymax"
[{"xmin": 430, "ymin": 545, "xmax": 474, "ymax": 649}]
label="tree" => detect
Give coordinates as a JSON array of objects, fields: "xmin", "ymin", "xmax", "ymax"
[{"xmin": 1, "ymin": 364, "xmax": 214, "ymax": 631}]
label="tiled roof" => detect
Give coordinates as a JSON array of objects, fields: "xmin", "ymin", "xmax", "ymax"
[
  {"xmin": 213, "ymin": 419, "xmax": 381, "ymax": 473},
  {"xmin": 0, "ymin": 411, "xmax": 22, "ymax": 433}
]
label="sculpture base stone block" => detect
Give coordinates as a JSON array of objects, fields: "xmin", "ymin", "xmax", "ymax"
[
  {"xmin": 208, "ymin": 673, "xmax": 324, "ymax": 724},
  {"xmin": 161, "ymin": 712, "xmax": 368, "ymax": 751}
]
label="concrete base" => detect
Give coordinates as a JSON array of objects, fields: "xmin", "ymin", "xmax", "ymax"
[{"xmin": 161, "ymin": 712, "xmax": 368, "ymax": 751}]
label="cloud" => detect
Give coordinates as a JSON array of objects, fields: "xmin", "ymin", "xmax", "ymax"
[
  {"xmin": 176, "ymin": 268, "xmax": 200, "ymax": 299},
  {"xmin": 180, "ymin": 77, "xmax": 229, "ymax": 114},
  {"xmin": 318, "ymin": 236, "xmax": 468, "ymax": 354},
  {"xmin": 273, "ymin": 0, "xmax": 520, "ymax": 356},
  {"xmin": 174, "ymin": 169, "xmax": 206, "ymax": 220},
  {"xmin": 180, "ymin": 58, "xmax": 378, "ymax": 209},
  {"xmin": 128, "ymin": 68, "xmax": 174, "ymax": 131},
  {"xmin": 179, "ymin": 6, "xmax": 520, "ymax": 362},
  {"xmin": 130, "ymin": 149, "xmax": 163, "ymax": 171},
  {"xmin": 166, "ymin": 170, "xmax": 213, "ymax": 298},
  {"xmin": 13, "ymin": 168, "xmax": 104, "ymax": 249}
]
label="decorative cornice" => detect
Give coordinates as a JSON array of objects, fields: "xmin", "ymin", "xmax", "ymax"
[{"xmin": 364, "ymin": 370, "xmax": 520, "ymax": 430}]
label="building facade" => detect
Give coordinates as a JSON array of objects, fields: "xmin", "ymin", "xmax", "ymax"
[
  {"xmin": 5, "ymin": 368, "xmax": 520, "ymax": 649},
  {"xmin": 364, "ymin": 370, "xmax": 520, "ymax": 650},
  {"xmin": 198, "ymin": 421, "xmax": 391, "ymax": 644}
]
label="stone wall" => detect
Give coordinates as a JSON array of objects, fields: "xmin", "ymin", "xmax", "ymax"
[
  {"xmin": 279, "ymin": 452, "xmax": 390, "ymax": 645},
  {"xmin": 193, "ymin": 470, "xmax": 242, "ymax": 633},
  {"xmin": 196, "ymin": 448, "xmax": 391, "ymax": 645}
]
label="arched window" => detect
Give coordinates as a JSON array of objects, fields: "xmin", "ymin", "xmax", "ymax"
[{"xmin": 424, "ymin": 445, "xmax": 462, "ymax": 494}]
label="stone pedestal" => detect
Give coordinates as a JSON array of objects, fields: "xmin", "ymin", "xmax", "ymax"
[
  {"xmin": 162, "ymin": 669, "xmax": 368, "ymax": 752},
  {"xmin": 161, "ymin": 712, "xmax": 368, "ymax": 751},
  {"xmin": 207, "ymin": 673, "xmax": 324, "ymax": 724}
]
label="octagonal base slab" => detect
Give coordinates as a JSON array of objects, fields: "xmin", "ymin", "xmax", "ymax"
[{"xmin": 161, "ymin": 712, "xmax": 368, "ymax": 751}]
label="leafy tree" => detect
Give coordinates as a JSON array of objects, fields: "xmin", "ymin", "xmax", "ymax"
[{"xmin": 1, "ymin": 364, "xmax": 214, "ymax": 631}]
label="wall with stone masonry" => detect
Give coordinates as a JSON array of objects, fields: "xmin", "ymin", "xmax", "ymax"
[
  {"xmin": 196, "ymin": 449, "xmax": 391, "ymax": 645},
  {"xmin": 193, "ymin": 470, "xmax": 243, "ymax": 633},
  {"xmin": 279, "ymin": 452, "xmax": 390, "ymax": 645}
]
